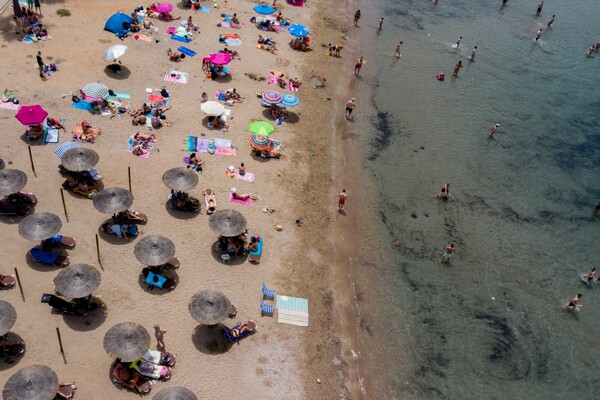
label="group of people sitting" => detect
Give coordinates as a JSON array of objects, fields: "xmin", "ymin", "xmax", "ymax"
[
  {"xmin": 131, "ymin": 131, "xmax": 157, "ymax": 156},
  {"xmin": 62, "ymin": 169, "xmax": 99, "ymax": 198},
  {"xmin": 25, "ymin": 124, "xmax": 44, "ymax": 141},
  {"xmin": 182, "ymin": 0, "xmax": 204, "ymax": 11},
  {"xmin": 257, "ymin": 34, "xmax": 277, "ymax": 54},
  {"xmin": 270, "ymin": 103, "xmax": 286, "ymax": 121},
  {"xmin": 290, "ymin": 36, "xmax": 310, "ymax": 51},
  {"xmin": 130, "ymin": 101, "xmax": 171, "ymax": 128},
  {"xmin": 15, "ymin": 7, "xmax": 48, "ymax": 38},
  {"xmin": 146, "ymin": 3, "xmax": 181, "ymax": 21},
  {"xmin": 251, "ymin": 16, "xmax": 277, "ymax": 32},
  {"xmin": 207, "ymin": 115, "xmax": 229, "ymax": 130},
  {"xmin": 218, "ymin": 230, "xmax": 259, "ymax": 257}
]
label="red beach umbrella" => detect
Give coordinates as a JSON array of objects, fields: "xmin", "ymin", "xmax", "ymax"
[
  {"xmin": 208, "ymin": 53, "xmax": 232, "ymax": 66},
  {"xmin": 15, "ymin": 105, "xmax": 48, "ymax": 126}
]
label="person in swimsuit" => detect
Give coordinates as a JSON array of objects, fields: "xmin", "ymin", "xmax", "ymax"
[
  {"xmin": 488, "ymin": 123, "xmax": 500, "ymax": 138},
  {"xmin": 536, "ymin": 1, "xmax": 544, "ymax": 16},
  {"xmin": 394, "ymin": 41, "xmax": 403, "ymax": 57},
  {"xmin": 437, "ymin": 183, "xmax": 450, "ymax": 200},
  {"xmin": 453, "ymin": 60, "xmax": 463, "ymax": 77},
  {"xmin": 440, "ymin": 243, "xmax": 456, "ymax": 264},
  {"xmin": 455, "ymin": 36, "xmax": 462, "ymax": 49},
  {"xmin": 592, "ymin": 202, "xmax": 600, "ymax": 220},
  {"xmin": 547, "ymin": 15, "xmax": 555, "ymax": 27},
  {"xmin": 354, "ymin": 10, "xmax": 361, "ymax": 26},
  {"xmin": 567, "ymin": 293, "xmax": 582, "ymax": 309},
  {"xmin": 354, "ymin": 56, "xmax": 365, "ymax": 76},
  {"xmin": 238, "ymin": 162, "xmax": 246, "ymax": 176},
  {"xmin": 583, "ymin": 267, "xmax": 596, "ymax": 283},
  {"xmin": 154, "ymin": 325, "xmax": 166, "ymax": 348},
  {"xmin": 535, "ymin": 28, "xmax": 543, "ymax": 42},
  {"xmin": 378, "ymin": 17, "xmax": 384, "ymax": 31},
  {"xmin": 469, "ymin": 46, "xmax": 477, "ymax": 61},
  {"xmin": 345, "ymin": 98, "xmax": 356, "ymax": 118},
  {"xmin": 338, "ymin": 189, "xmax": 347, "ymax": 210}
]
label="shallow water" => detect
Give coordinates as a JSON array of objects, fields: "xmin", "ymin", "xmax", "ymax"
[{"xmin": 345, "ymin": 1, "xmax": 600, "ymax": 399}]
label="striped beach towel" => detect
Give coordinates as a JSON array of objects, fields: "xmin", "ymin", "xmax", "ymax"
[
  {"xmin": 288, "ymin": 80, "xmax": 299, "ymax": 92},
  {"xmin": 54, "ymin": 142, "xmax": 80, "ymax": 158}
]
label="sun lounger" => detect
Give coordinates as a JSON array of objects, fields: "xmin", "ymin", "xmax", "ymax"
[
  {"xmin": 262, "ymin": 283, "xmax": 275, "ymax": 300},
  {"xmin": 131, "ymin": 359, "xmax": 171, "ymax": 380},
  {"xmin": 248, "ymin": 236, "xmax": 263, "ymax": 263},
  {"xmin": 111, "ymin": 363, "xmax": 152, "ymax": 395},
  {"xmin": 223, "ymin": 320, "xmax": 257, "ymax": 342},
  {"xmin": 163, "ymin": 257, "xmax": 180, "ymax": 269},
  {"xmin": 0, "ymin": 199, "xmax": 31, "ymax": 217},
  {"xmin": 41, "ymin": 293, "xmax": 86, "ymax": 316},
  {"xmin": 141, "ymin": 349, "xmax": 177, "ymax": 368},
  {"xmin": 260, "ymin": 299, "xmax": 274, "ymax": 316},
  {"xmin": 56, "ymin": 383, "xmax": 76, "ymax": 399},
  {"xmin": 204, "ymin": 188, "xmax": 217, "ymax": 214},
  {"xmin": 30, "ymin": 248, "xmax": 70, "ymax": 267},
  {"xmin": 0, "ymin": 275, "xmax": 16, "ymax": 289},
  {"xmin": 46, "ymin": 234, "xmax": 77, "ymax": 249}
]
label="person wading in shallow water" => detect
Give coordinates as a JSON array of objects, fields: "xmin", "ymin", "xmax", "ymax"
[{"xmin": 440, "ymin": 243, "xmax": 455, "ymax": 264}]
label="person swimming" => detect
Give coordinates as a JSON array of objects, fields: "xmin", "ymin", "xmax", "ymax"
[{"xmin": 566, "ymin": 293, "xmax": 582, "ymax": 309}]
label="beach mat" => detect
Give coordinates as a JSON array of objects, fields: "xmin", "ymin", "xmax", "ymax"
[
  {"xmin": 109, "ymin": 92, "xmax": 131, "ymax": 100},
  {"xmin": 170, "ymin": 34, "xmax": 190, "ymax": 43},
  {"xmin": 72, "ymin": 100, "xmax": 94, "ymax": 111},
  {"xmin": 0, "ymin": 102, "xmax": 20, "ymax": 111},
  {"xmin": 164, "ymin": 71, "xmax": 189, "ymax": 84},
  {"xmin": 43, "ymin": 127, "xmax": 59, "ymax": 144},
  {"xmin": 199, "ymin": 6, "xmax": 212, "ymax": 13},
  {"xmin": 177, "ymin": 46, "xmax": 197, "ymax": 57},
  {"xmin": 146, "ymin": 94, "xmax": 171, "ymax": 106},
  {"xmin": 234, "ymin": 170, "xmax": 255, "ymax": 183},
  {"xmin": 229, "ymin": 193, "xmax": 252, "ymax": 205},
  {"xmin": 225, "ymin": 38, "xmax": 242, "ymax": 46},
  {"xmin": 166, "ymin": 26, "xmax": 177, "ymax": 34},
  {"xmin": 134, "ymin": 34, "xmax": 152, "ymax": 42}
]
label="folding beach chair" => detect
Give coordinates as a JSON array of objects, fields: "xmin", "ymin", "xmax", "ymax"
[
  {"xmin": 262, "ymin": 283, "xmax": 274, "ymax": 300},
  {"xmin": 260, "ymin": 299, "xmax": 273, "ymax": 316}
]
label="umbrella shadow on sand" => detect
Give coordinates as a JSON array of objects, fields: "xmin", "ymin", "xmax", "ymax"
[
  {"xmin": 97, "ymin": 221, "xmax": 139, "ymax": 245},
  {"xmin": 261, "ymin": 109, "xmax": 300, "ymax": 124},
  {"xmin": 62, "ymin": 299, "xmax": 108, "ymax": 332},
  {"xmin": 0, "ymin": 332, "xmax": 25, "ymax": 371},
  {"xmin": 191, "ymin": 324, "xmax": 232, "ymax": 355},
  {"xmin": 210, "ymin": 241, "xmax": 249, "ymax": 266},
  {"xmin": 104, "ymin": 65, "xmax": 131, "ymax": 80}
]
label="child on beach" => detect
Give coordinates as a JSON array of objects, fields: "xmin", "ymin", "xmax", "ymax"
[
  {"xmin": 338, "ymin": 189, "xmax": 347, "ymax": 211},
  {"xmin": 440, "ymin": 244, "xmax": 455, "ymax": 264}
]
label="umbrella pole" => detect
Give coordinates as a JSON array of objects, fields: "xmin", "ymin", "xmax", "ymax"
[
  {"xmin": 95, "ymin": 234, "xmax": 103, "ymax": 269},
  {"xmin": 27, "ymin": 145, "xmax": 36, "ymax": 177},
  {"xmin": 128, "ymin": 166, "xmax": 132, "ymax": 193},
  {"xmin": 60, "ymin": 189, "xmax": 69, "ymax": 222},
  {"xmin": 56, "ymin": 327, "xmax": 65, "ymax": 355},
  {"xmin": 14, "ymin": 267, "xmax": 25, "ymax": 302}
]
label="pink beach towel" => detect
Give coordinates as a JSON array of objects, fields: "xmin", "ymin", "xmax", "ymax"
[
  {"xmin": 215, "ymin": 147, "xmax": 236, "ymax": 156},
  {"xmin": 0, "ymin": 102, "xmax": 21, "ymax": 111},
  {"xmin": 234, "ymin": 170, "xmax": 255, "ymax": 183},
  {"xmin": 267, "ymin": 75, "xmax": 278, "ymax": 84},
  {"xmin": 220, "ymin": 21, "xmax": 231, "ymax": 28},
  {"xmin": 229, "ymin": 193, "xmax": 252, "ymax": 205},
  {"xmin": 166, "ymin": 26, "xmax": 177, "ymax": 34},
  {"xmin": 288, "ymin": 80, "xmax": 299, "ymax": 92}
]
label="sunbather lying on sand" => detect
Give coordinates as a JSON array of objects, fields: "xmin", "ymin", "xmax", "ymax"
[
  {"xmin": 167, "ymin": 49, "xmax": 186, "ymax": 62},
  {"xmin": 221, "ymin": 47, "xmax": 239, "ymax": 58},
  {"xmin": 231, "ymin": 188, "xmax": 257, "ymax": 201},
  {"xmin": 257, "ymin": 43, "xmax": 276, "ymax": 54},
  {"xmin": 229, "ymin": 321, "xmax": 256, "ymax": 337},
  {"xmin": 226, "ymin": 88, "xmax": 244, "ymax": 102},
  {"xmin": 47, "ymin": 117, "xmax": 66, "ymax": 131},
  {"xmin": 258, "ymin": 35, "xmax": 276, "ymax": 45},
  {"xmin": 133, "ymin": 132, "xmax": 156, "ymax": 142}
]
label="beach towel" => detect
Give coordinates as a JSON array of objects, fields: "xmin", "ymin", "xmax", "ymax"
[
  {"xmin": 43, "ymin": 127, "xmax": 59, "ymax": 144},
  {"xmin": 234, "ymin": 170, "xmax": 255, "ymax": 183},
  {"xmin": 177, "ymin": 46, "xmax": 197, "ymax": 57},
  {"xmin": 229, "ymin": 193, "xmax": 252, "ymax": 205},
  {"xmin": 109, "ymin": 92, "xmax": 131, "ymax": 100},
  {"xmin": 225, "ymin": 38, "xmax": 242, "ymax": 46},
  {"xmin": 287, "ymin": 0, "xmax": 305, "ymax": 6},
  {"xmin": 0, "ymin": 102, "xmax": 20, "ymax": 111},
  {"xmin": 200, "ymin": 6, "xmax": 212, "ymax": 13},
  {"xmin": 127, "ymin": 136, "xmax": 153, "ymax": 158},
  {"xmin": 146, "ymin": 94, "xmax": 171, "ymax": 106},
  {"xmin": 219, "ymin": 21, "xmax": 231, "ymax": 28},
  {"xmin": 288, "ymin": 81, "xmax": 299, "ymax": 92},
  {"xmin": 211, "ymin": 137, "xmax": 232, "ymax": 148},
  {"xmin": 215, "ymin": 147, "xmax": 236, "ymax": 156},
  {"xmin": 166, "ymin": 26, "xmax": 177, "ymax": 34},
  {"xmin": 54, "ymin": 142, "xmax": 80, "ymax": 158},
  {"xmin": 170, "ymin": 34, "xmax": 190, "ymax": 43},
  {"xmin": 72, "ymin": 100, "xmax": 94, "ymax": 111},
  {"xmin": 134, "ymin": 34, "xmax": 152, "ymax": 42},
  {"xmin": 163, "ymin": 71, "xmax": 189, "ymax": 84}
]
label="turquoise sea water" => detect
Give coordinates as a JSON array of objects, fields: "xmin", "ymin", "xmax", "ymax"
[{"xmin": 345, "ymin": 1, "xmax": 600, "ymax": 399}]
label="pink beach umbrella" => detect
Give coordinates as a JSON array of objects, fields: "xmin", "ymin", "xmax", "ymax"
[
  {"xmin": 208, "ymin": 53, "xmax": 232, "ymax": 66},
  {"xmin": 156, "ymin": 3, "xmax": 174, "ymax": 13},
  {"xmin": 15, "ymin": 105, "xmax": 48, "ymax": 126}
]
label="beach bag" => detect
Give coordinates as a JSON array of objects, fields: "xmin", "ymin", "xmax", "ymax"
[
  {"xmin": 71, "ymin": 95, "xmax": 80, "ymax": 103},
  {"xmin": 50, "ymin": 64, "xmax": 57, "ymax": 71}
]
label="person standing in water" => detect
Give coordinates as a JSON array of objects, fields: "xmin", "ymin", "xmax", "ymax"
[
  {"xmin": 488, "ymin": 123, "xmax": 500, "ymax": 138},
  {"xmin": 583, "ymin": 267, "xmax": 597, "ymax": 283},
  {"xmin": 440, "ymin": 244, "xmax": 456, "ymax": 264},
  {"xmin": 502, "ymin": 0, "xmax": 508, "ymax": 5},
  {"xmin": 566, "ymin": 293, "xmax": 582, "ymax": 310},
  {"xmin": 378, "ymin": 18, "xmax": 384, "ymax": 31},
  {"xmin": 547, "ymin": 15, "xmax": 555, "ymax": 27},
  {"xmin": 592, "ymin": 201, "xmax": 600, "ymax": 220},
  {"xmin": 354, "ymin": 56, "xmax": 365, "ymax": 76},
  {"xmin": 536, "ymin": 1, "xmax": 544, "ymax": 16},
  {"xmin": 455, "ymin": 36, "xmax": 462, "ymax": 48},
  {"xmin": 437, "ymin": 183, "xmax": 450, "ymax": 200},
  {"xmin": 453, "ymin": 60, "xmax": 463, "ymax": 76},
  {"xmin": 394, "ymin": 41, "xmax": 403, "ymax": 57},
  {"xmin": 535, "ymin": 28, "xmax": 543, "ymax": 42},
  {"xmin": 469, "ymin": 46, "xmax": 477, "ymax": 61},
  {"xmin": 354, "ymin": 10, "xmax": 361, "ymax": 26},
  {"xmin": 345, "ymin": 98, "xmax": 356, "ymax": 119}
]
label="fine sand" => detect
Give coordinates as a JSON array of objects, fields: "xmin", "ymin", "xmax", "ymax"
[{"xmin": 0, "ymin": 0, "xmax": 359, "ymax": 398}]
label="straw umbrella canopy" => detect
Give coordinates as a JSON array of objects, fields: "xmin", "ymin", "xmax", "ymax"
[
  {"xmin": 18, "ymin": 213, "xmax": 62, "ymax": 241},
  {"xmin": 53, "ymin": 264, "xmax": 101, "ymax": 298},
  {"xmin": 81, "ymin": 83, "xmax": 109, "ymax": 99},
  {"xmin": 162, "ymin": 167, "xmax": 198, "ymax": 191},
  {"xmin": 2, "ymin": 365, "xmax": 59, "ymax": 400},
  {"xmin": 61, "ymin": 148, "xmax": 99, "ymax": 172},
  {"xmin": 134, "ymin": 235, "xmax": 175, "ymax": 266},
  {"xmin": 103, "ymin": 322, "xmax": 150, "ymax": 362},
  {"xmin": 188, "ymin": 290, "xmax": 231, "ymax": 325},
  {"xmin": 208, "ymin": 209, "xmax": 247, "ymax": 237},
  {"xmin": 93, "ymin": 187, "xmax": 133, "ymax": 214},
  {"xmin": 153, "ymin": 387, "xmax": 198, "ymax": 400},
  {"xmin": 0, "ymin": 169, "xmax": 27, "ymax": 196},
  {"xmin": 0, "ymin": 300, "xmax": 16, "ymax": 336}
]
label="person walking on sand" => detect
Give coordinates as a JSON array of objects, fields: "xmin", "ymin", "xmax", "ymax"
[
  {"xmin": 592, "ymin": 201, "xmax": 600, "ymax": 220},
  {"xmin": 488, "ymin": 123, "xmax": 500, "ymax": 138},
  {"xmin": 34, "ymin": 0, "xmax": 41, "ymax": 15},
  {"xmin": 345, "ymin": 98, "xmax": 356, "ymax": 119},
  {"xmin": 469, "ymin": 46, "xmax": 477, "ymax": 61},
  {"xmin": 536, "ymin": 1, "xmax": 544, "ymax": 16},
  {"xmin": 154, "ymin": 324, "xmax": 167, "ymax": 348},
  {"xmin": 338, "ymin": 189, "xmax": 347, "ymax": 211},
  {"xmin": 354, "ymin": 56, "xmax": 365, "ymax": 76},
  {"xmin": 455, "ymin": 36, "xmax": 462, "ymax": 49},
  {"xmin": 440, "ymin": 243, "xmax": 455, "ymax": 264},
  {"xmin": 547, "ymin": 15, "xmax": 555, "ymax": 28},
  {"xmin": 394, "ymin": 41, "xmax": 403, "ymax": 57},
  {"xmin": 535, "ymin": 28, "xmax": 543, "ymax": 43},
  {"xmin": 378, "ymin": 17, "xmax": 384, "ymax": 31},
  {"xmin": 453, "ymin": 60, "xmax": 463, "ymax": 77},
  {"xmin": 354, "ymin": 10, "xmax": 361, "ymax": 26},
  {"xmin": 36, "ymin": 51, "xmax": 44, "ymax": 78}
]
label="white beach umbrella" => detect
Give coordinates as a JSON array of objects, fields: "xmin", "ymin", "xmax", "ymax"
[
  {"xmin": 200, "ymin": 101, "xmax": 226, "ymax": 117},
  {"xmin": 102, "ymin": 44, "xmax": 128, "ymax": 62}
]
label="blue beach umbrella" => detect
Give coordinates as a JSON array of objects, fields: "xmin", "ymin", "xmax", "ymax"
[
  {"xmin": 253, "ymin": 4, "xmax": 276, "ymax": 14},
  {"xmin": 288, "ymin": 24, "xmax": 309, "ymax": 38},
  {"xmin": 280, "ymin": 94, "xmax": 299, "ymax": 107}
]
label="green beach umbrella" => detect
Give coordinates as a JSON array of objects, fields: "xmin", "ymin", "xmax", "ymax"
[{"xmin": 249, "ymin": 121, "xmax": 274, "ymax": 137}]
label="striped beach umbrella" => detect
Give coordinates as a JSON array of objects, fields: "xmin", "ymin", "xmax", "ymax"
[
  {"xmin": 280, "ymin": 94, "xmax": 299, "ymax": 107},
  {"xmin": 262, "ymin": 90, "xmax": 282, "ymax": 104},
  {"xmin": 82, "ymin": 83, "xmax": 109, "ymax": 99},
  {"xmin": 54, "ymin": 142, "xmax": 80, "ymax": 158},
  {"xmin": 249, "ymin": 134, "xmax": 271, "ymax": 150}
]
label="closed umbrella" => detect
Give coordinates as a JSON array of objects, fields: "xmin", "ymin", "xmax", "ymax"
[
  {"xmin": 82, "ymin": 83, "xmax": 109, "ymax": 99},
  {"xmin": 162, "ymin": 167, "xmax": 198, "ymax": 191},
  {"xmin": 288, "ymin": 24, "xmax": 309, "ymax": 37},
  {"xmin": 93, "ymin": 187, "xmax": 134, "ymax": 214},
  {"xmin": 208, "ymin": 209, "xmax": 247, "ymax": 237},
  {"xmin": 156, "ymin": 3, "xmax": 173, "ymax": 13},
  {"xmin": 2, "ymin": 365, "xmax": 59, "ymax": 400},
  {"xmin": 134, "ymin": 235, "xmax": 175, "ymax": 266},
  {"xmin": 103, "ymin": 322, "xmax": 151, "ymax": 362},
  {"xmin": 61, "ymin": 148, "xmax": 99, "ymax": 171},
  {"xmin": 0, "ymin": 300, "xmax": 16, "ymax": 336},
  {"xmin": 249, "ymin": 134, "xmax": 272, "ymax": 150},
  {"xmin": 208, "ymin": 53, "xmax": 232, "ymax": 66},
  {"xmin": 200, "ymin": 101, "xmax": 226, "ymax": 117},
  {"xmin": 253, "ymin": 4, "xmax": 275, "ymax": 14},
  {"xmin": 18, "ymin": 213, "xmax": 62, "ymax": 241},
  {"xmin": 188, "ymin": 290, "xmax": 231, "ymax": 325},
  {"xmin": 262, "ymin": 90, "xmax": 282, "ymax": 104},
  {"xmin": 153, "ymin": 387, "xmax": 198, "ymax": 400},
  {"xmin": 280, "ymin": 93, "xmax": 299, "ymax": 107},
  {"xmin": 102, "ymin": 44, "xmax": 128, "ymax": 62},
  {"xmin": 53, "ymin": 264, "xmax": 101, "ymax": 298},
  {"xmin": 0, "ymin": 169, "xmax": 27, "ymax": 196},
  {"xmin": 249, "ymin": 121, "xmax": 274, "ymax": 136},
  {"xmin": 15, "ymin": 105, "xmax": 48, "ymax": 126}
]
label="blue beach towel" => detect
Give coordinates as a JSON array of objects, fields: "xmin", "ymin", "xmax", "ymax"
[
  {"xmin": 177, "ymin": 46, "xmax": 197, "ymax": 57},
  {"xmin": 109, "ymin": 92, "xmax": 131, "ymax": 100},
  {"xmin": 72, "ymin": 100, "xmax": 94, "ymax": 111},
  {"xmin": 170, "ymin": 34, "xmax": 190, "ymax": 43},
  {"xmin": 200, "ymin": 6, "xmax": 212, "ymax": 13}
]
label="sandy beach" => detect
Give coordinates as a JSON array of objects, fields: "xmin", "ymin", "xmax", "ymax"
[{"xmin": 0, "ymin": 0, "xmax": 360, "ymax": 398}]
